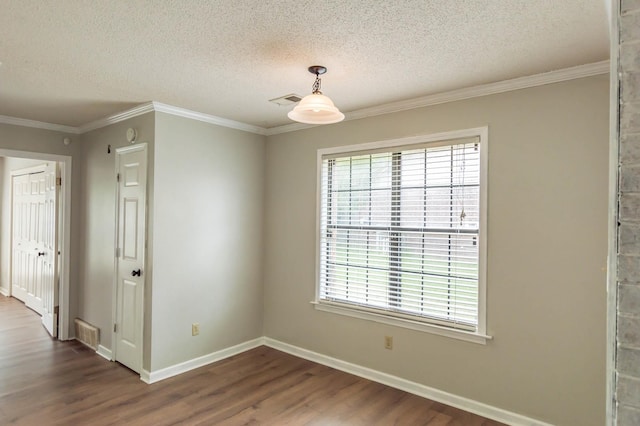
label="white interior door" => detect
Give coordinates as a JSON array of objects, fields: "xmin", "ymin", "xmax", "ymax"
[
  {"xmin": 114, "ymin": 144, "xmax": 147, "ymax": 374},
  {"xmin": 11, "ymin": 166, "xmax": 49, "ymax": 317},
  {"xmin": 41, "ymin": 162, "xmax": 59, "ymax": 337}
]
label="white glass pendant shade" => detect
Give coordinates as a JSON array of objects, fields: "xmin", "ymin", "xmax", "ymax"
[{"xmin": 288, "ymin": 93, "xmax": 345, "ymax": 124}]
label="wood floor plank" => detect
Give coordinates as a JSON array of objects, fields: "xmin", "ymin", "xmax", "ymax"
[{"xmin": 0, "ymin": 295, "xmax": 505, "ymax": 425}]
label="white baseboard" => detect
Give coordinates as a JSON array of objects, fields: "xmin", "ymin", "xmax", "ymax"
[
  {"xmin": 130, "ymin": 336, "xmax": 551, "ymax": 425},
  {"xmin": 0, "ymin": 287, "xmax": 9, "ymax": 297},
  {"xmin": 263, "ymin": 338, "xmax": 552, "ymax": 426},
  {"xmin": 96, "ymin": 345, "xmax": 113, "ymax": 361},
  {"xmin": 143, "ymin": 337, "xmax": 265, "ymax": 384}
]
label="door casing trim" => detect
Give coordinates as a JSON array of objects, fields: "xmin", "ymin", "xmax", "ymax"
[{"xmin": 0, "ymin": 149, "xmax": 71, "ymax": 340}]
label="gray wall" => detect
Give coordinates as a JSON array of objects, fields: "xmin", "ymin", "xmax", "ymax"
[
  {"xmin": 70, "ymin": 110, "xmax": 267, "ymax": 373},
  {"xmin": 78, "ymin": 113, "xmax": 155, "ymax": 356},
  {"xmin": 150, "ymin": 112, "xmax": 265, "ymax": 371},
  {"xmin": 0, "ymin": 123, "xmax": 81, "ymax": 337},
  {"xmin": 263, "ymin": 75, "xmax": 609, "ymax": 426},
  {"xmin": 0, "ymin": 112, "xmax": 264, "ymax": 379},
  {"xmin": 615, "ymin": 0, "xmax": 640, "ymax": 424}
]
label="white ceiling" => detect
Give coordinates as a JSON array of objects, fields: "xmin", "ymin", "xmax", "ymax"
[{"xmin": 0, "ymin": 1, "xmax": 609, "ymax": 130}]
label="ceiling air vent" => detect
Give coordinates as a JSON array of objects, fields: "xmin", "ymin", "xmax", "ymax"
[{"xmin": 269, "ymin": 94, "xmax": 303, "ymax": 106}]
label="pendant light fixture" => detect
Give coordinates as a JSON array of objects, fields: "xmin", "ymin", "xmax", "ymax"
[{"xmin": 288, "ymin": 65, "xmax": 345, "ymax": 124}]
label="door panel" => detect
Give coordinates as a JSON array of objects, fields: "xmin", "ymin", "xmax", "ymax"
[
  {"xmin": 122, "ymin": 199, "xmax": 139, "ymax": 260},
  {"xmin": 120, "ymin": 279, "xmax": 138, "ymax": 344},
  {"xmin": 114, "ymin": 144, "xmax": 147, "ymax": 374}
]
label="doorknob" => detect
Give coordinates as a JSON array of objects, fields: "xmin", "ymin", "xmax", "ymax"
[
  {"xmin": 38, "ymin": 252, "xmax": 45, "ymax": 256},
  {"xmin": 131, "ymin": 269, "xmax": 142, "ymax": 277}
]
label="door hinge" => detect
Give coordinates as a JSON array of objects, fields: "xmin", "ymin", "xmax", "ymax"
[
  {"xmin": 115, "ymin": 247, "xmax": 120, "ymax": 258},
  {"xmin": 117, "ymin": 173, "xmax": 120, "ymax": 182},
  {"xmin": 56, "ymin": 177, "xmax": 62, "ymax": 186},
  {"xmin": 113, "ymin": 323, "xmax": 117, "ymax": 333}
]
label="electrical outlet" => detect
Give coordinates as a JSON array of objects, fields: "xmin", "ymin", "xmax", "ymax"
[
  {"xmin": 384, "ymin": 335, "xmax": 393, "ymax": 350},
  {"xmin": 192, "ymin": 323, "xmax": 200, "ymax": 336}
]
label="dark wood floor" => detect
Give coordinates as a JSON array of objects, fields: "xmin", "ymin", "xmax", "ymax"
[{"xmin": 0, "ymin": 295, "xmax": 504, "ymax": 425}]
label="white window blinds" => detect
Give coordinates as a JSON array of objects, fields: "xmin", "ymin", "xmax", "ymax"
[{"xmin": 318, "ymin": 137, "xmax": 481, "ymax": 331}]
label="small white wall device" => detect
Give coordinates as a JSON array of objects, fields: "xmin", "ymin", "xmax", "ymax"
[{"xmin": 126, "ymin": 128, "xmax": 137, "ymax": 143}]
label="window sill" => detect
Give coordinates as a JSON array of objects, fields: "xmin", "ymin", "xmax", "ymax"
[{"xmin": 311, "ymin": 301, "xmax": 492, "ymax": 345}]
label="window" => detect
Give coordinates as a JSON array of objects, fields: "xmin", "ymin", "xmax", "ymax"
[{"xmin": 315, "ymin": 129, "xmax": 488, "ymax": 343}]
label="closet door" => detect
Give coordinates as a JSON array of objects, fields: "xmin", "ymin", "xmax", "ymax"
[
  {"xmin": 12, "ymin": 168, "xmax": 47, "ymax": 315},
  {"xmin": 113, "ymin": 144, "xmax": 147, "ymax": 373}
]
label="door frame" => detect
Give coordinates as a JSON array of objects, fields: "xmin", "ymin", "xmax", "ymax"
[
  {"xmin": 111, "ymin": 143, "xmax": 147, "ymax": 371},
  {"xmin": 1, "ymin": 149, "xmax": 71, "ymax": 340}
]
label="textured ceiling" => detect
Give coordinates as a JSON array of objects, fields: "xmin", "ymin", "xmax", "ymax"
[{"xmin": 0, "ymin": 0, "xmax": 609, "ymax": 129}]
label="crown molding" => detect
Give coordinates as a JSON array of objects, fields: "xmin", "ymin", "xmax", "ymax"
[
  {"xmin": 0, "ymin": 101, "xmax": 268, "ymax": 136},
  {"xmin": 0, "ymin": 60, "xmax": 609, "ymax": 137},
  {"xmin": 0, "ymin": 114, "xmax": 80, "ymax": 134},
  {"xmin": 266, "ymin": 60, "xmax": 610, "ymax": 135},
  {"xmin": 264, "ymin": 121, "xmax": 319, "ymax": 135},
  {"xmin": 152, "ymin": 102, "xmax": 268, "ymax": 135},
  {"xmin": 79, "ymin": 102, "xmax": 156, "ymax": 133}
]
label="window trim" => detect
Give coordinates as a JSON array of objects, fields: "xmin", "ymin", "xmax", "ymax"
[{"xmin": 313, "ymin": 127, "xmax": 490, "ymax": 344}]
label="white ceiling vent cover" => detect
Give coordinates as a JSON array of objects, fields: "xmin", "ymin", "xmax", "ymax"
[{"xmin": 269, "ymin": 94, "xmax": 303, "ymax": 106}]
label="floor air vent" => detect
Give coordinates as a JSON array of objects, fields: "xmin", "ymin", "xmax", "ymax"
[{"xmin": 74, "ymin": 318, "xmax": 99, "ymax": 350}]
